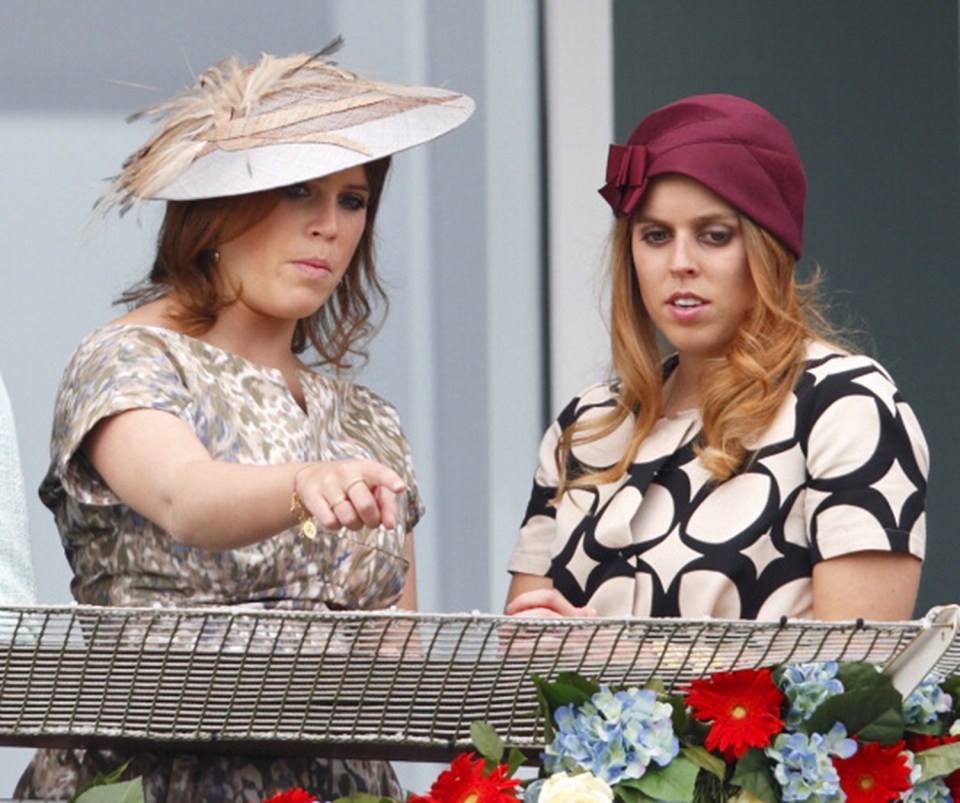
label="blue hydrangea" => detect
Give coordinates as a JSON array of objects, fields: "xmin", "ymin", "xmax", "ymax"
[
  {"xmin": 778, "ymin": 662, "xmax": 844, "ymax": 731},
  {"xmin": 543, "ymin": 685, "xmax": 679, "ymax": 785},
  {"xmin": 765, "ymin": 722, "xmax": 856, "ymax": 802},
  {"xmin": 900, "ymin": 776, "xmax": 952, "ymax": 803},
  {"xmin": 904, "ymin": 674, "xmax": 953, "ymax": 728}
]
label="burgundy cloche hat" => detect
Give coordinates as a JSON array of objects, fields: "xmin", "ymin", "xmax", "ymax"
[{"xmin": 598, "ymin": 94, "xmax": 806, "ymax": 259}]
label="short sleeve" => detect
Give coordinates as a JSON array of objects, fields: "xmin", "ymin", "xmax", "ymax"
[
  {"xmin": 507, "ymin": 386, "xmax": 611, "ymax": 577},
  {"xmin": 383, "ymin": 403, "xmax": 425, "ymax": 534},
  {"xmin": 507, "ymin": 418, "xmax": 563, "ymax": 576},
  {"xmin": 799, "ymin": 353, "xmax": 928, "ymax": 563},
  {"xmin": 338, "ymin": 382, "xmax": 425, "ymax": 534},
  {"xmin": 49, "ymin": 326, "xmax": 194, "ymax": 505}
]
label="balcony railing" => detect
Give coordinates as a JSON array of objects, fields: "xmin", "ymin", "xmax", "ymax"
[{"xmin": 0, "ymin": 605, "xmax": 955, "ymax": 762}]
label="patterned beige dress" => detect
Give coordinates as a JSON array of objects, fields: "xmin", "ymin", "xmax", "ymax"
[{"xmin": 16, "ymin": 324, "xmax": 422, "ymax": 802}]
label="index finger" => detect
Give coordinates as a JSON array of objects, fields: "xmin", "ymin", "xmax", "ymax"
[{"xmin": 355, "ymin": 460, "xmax": 405, "ymax": 495}]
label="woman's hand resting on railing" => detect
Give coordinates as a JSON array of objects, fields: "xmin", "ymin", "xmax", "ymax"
[{"xmin": 504, "ymin": 585, "xmax": 597, "ymax": 618}]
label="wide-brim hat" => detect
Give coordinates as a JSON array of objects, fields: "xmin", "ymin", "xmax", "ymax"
[{"xmin": 100, "ymin": 42, "xmax": 475, "ymax": 213}]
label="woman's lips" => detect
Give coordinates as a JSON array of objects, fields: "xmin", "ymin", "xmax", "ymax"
[
  {"xmin": 667, "ymin": 292, "xmax": 707, "ymax": 320},
  {"xmin": 292, "ymin": 259, "xmax": 332, "ymax": 279}
]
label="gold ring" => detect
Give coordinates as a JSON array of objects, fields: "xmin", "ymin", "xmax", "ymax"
[
  {"xmin": 344, "ymin": 477, "xmax": 366, "ymax": 493},
  {"xmin": 330, "ymin": 494, "xmax": 347, "ymax": 507}
]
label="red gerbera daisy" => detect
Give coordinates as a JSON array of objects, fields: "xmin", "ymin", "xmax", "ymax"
[
  {"xmin": 409, "ymin": 752, "xmax": 521, "ymax": 803},
  {"xmin": 685, "ymin": 668, "xmax": 785, "ymax": 761},
  {"xmin": 262, "ymin": 790, "xmax": 317, "ymax": 803},
  {"xmin": 908, "ymin": 733, "xmax": 960, "ymax": 800},
  {"xmin": 834, "ymin": 740, "xmax": 912, "ymax": 803}
]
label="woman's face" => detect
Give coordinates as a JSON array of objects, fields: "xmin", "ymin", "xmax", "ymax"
[
  {"xmin": 215, "ymin": 165, "xmax": 370, "ymax": 325},
  {"xmin": 631, "ymin": 174, "xmax": 755, "ymax": 364}
]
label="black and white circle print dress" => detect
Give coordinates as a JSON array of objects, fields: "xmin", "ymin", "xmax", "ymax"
[{"xmin": 508, "ymin": 342, "xmax": 928, "ymax": 620}]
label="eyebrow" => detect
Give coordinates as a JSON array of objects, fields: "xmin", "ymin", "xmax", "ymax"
[{"xmin": 636, "ymin": 211, "xmax": 740, "ymax": 226}]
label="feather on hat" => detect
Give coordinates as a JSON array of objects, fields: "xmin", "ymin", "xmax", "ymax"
[{"xmin": 100, "ymin": 41, "xmax": 475, "ymax": 213}]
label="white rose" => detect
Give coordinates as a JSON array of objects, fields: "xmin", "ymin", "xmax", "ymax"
[{"xmin": 537, "ymin": 772, "xmax": 614, "ymax": 803}]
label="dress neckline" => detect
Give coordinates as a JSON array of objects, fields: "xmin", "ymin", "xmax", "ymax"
[
  {"xmin": 98, "ymin": 323, "xmax": 326, "ymax": 415},
  {"xmin": 99, "ymin": 322, "xmax": 322, "ymax": 381}
]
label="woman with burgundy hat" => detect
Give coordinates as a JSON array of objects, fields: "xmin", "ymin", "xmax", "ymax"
[
  {"xmin": 16, "ymin": 44, "xmax": 473, "ymax": 801},
  {"xmin": 506, "ymin": 94, "xmax": 927, "ymax": 623}
]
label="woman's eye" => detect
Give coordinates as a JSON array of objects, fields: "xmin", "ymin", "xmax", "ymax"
[
  {"xmin": 283, "ymin": 183, "xmax": 311, "ymax": 199},
  {"xmin": 340, "ymin": 193, "xmax": 368, "ymax": 211},
  {"xmin": 703, "ymin": 228, "xmax": 733, "ymax": 245},
  {"xmin": 640, "ymin": 229, "xmax": 670, "ymax": 245}
]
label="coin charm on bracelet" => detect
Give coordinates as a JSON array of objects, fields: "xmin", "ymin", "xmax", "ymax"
[{"xmin": 290, "ymin": 491, "xmax": 318, "ymax": 540}]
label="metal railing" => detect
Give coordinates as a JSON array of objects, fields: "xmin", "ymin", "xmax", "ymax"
[{"xmin": 0, "ymin": 605, "xmax": 955, "ymax": 762}]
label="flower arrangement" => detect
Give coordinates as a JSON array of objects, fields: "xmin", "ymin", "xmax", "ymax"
[
  {"xmin": 80, "ymin": 661, "xmax": 960, "ymax": 803},
  {"xmin": 253, "ymin": 663, "xmax": 960, "ymax": 803},
  {"xmin": 523, "ymin": 662, "xmax": 960, "ymax": 803}
]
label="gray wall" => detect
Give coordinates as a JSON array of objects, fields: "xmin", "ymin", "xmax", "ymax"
[{"xmin": 612, "ymin": 0, "xmax": 960, "ymax": 614}]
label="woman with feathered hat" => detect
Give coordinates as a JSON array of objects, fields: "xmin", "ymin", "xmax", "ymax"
[
  {"xmin": 16, "ymin": 44, "xmax": 473, "ymax": 801},
  {"xmin": 506, "ymin": 94, "xmax": 927, "ymax": 623}
]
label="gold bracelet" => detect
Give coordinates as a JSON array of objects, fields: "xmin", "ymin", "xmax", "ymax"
[{"xmin": 290, "ymin": 467, "xmax": 317, "ymax": 540}]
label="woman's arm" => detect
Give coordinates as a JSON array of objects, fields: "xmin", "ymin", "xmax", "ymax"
[
  {"xmin": 812, "ymin": 551, "xmax": 921, "ymax": 621},
  {"xmin": 84, "ymin": 407, "xmax": 405, "ymax": 550}
]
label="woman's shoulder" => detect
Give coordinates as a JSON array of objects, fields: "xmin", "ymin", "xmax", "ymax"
[
  {"xmin": 565, "ymin": 380, "xmax": 620, "ymax": 411},
  {"xmin": 800, "ymin": 341, "xmax": 901, "ymax": 393},
  {"xmin": 76, "ymin": 320, "xmax": 179, "ymax": 351},
  {"xmin": 792, "ymin": 341, "xmax": 919, "ymax": 443},
  {"xmin": 547, "ymin": 380, "xmax": 620, "ymax": 429},
  {"xmin": 66, "ymin": 322, "xmax": 193, "ymax": 380}
]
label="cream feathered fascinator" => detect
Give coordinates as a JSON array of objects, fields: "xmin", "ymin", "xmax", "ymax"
[{"xmin": 100, "ymin": 40, "xmax": 475, "ymax": 213}]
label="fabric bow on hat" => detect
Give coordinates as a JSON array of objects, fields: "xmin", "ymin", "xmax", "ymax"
[{"xmin": 599, "ymin": 144, "xmax": 649, "ymax": 218}]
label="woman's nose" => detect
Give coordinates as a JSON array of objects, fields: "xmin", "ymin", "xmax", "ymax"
[
  {"xmin": 308, "ymin": 200, "xmax": 338, "ymax": 239},
  {"xmin": 669, "ymin": 236, "xmax": 699, "ymax": 276}
]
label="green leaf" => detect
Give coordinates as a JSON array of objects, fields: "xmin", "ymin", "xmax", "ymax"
[
  {"xmin": 71, "ymin": 779, "xmax": 144, "ymax": 803},
  {"xmin": 692, "ymin": 769, "xmax": 726, "ymax": 803},
  {"xmin": 506, "ymin": 747, "xmax": 526, "ymax": 778},
  {"xmin": 681, "ymin": 745, "xmax": 727, "ymax": 781},
  {"xmin": 614, "ymin": 784, "xmax": 654, "ymax": 803},
  {"xmin": 534, "ymin": 680, "xmax": 556, "ymax": 743},
  {"xmin": 628, "ymin": 756, "xmax": 699, "ymax": 802},
  {"xmin": 68, "ymin": 762, "xmax": 142, "ymax": 803},
  {"xmin": 916, "ymin": 742, "xmax": 960, "ymax": 782},
  {"xmin": 555, "ymin": 671, "xmax": 602, "ymax": 697},
  {"xmin": 730, "ymin": 748, "xmax": 779, "ymax": 803},
  {"xmin": 856, "ymin": 703, "xmax": 908, "ymax": 744},
  {"xmin": 836, "ymin": 661, "xmax": 886, "ymax": 689},
  {"xmin": 471, "ymin": 720, "xmax": 505, "ymax": 765},
  {"xmin": 532, "ymin": 673, "xmax": 596, "ymax": 711},
  {"xmin": 804, "ymin": 683, "xmax": 903, "ymax": 745}
]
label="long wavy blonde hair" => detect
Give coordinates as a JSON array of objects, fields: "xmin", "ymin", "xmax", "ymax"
[{"xmin": 554, "ymin": 211, "xmax": 837, "ymax": 497}]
